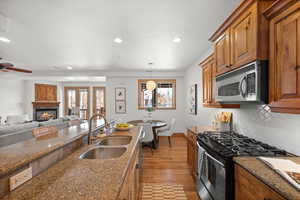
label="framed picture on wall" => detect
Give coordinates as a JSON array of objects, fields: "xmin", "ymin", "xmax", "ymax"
[
  {"xmin": 115, "ymin": 101, "xmax": 126, "ymax": 114},
  {"xmin": 115, "ymin": 87, "xmax": 126, "ymax": 101},
  {"xmin": 189, "ymin": 84, "xmax": 197, "ymax": 115}
]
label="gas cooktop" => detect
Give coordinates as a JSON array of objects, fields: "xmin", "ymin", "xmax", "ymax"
[{"xmin": 197, "ymin": 132, "xmax": 287, "ymax": 158}]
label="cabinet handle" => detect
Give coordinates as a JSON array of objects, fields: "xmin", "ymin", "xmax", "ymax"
[
  {"xmin": 225, "ymin": 65, "xmax": 230, "ymax": 68},
  {"xmin": 294, "ymin": 66, "xmax": 300, "ymax": 71},
  {"xmin": 263, "ymin": 198, "xmax": 272, "ymax": 200}
]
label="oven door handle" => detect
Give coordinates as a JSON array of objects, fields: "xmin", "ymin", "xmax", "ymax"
[{"xmin": 205, "ymin": 152, "xmax": 224, "ymax": 167}]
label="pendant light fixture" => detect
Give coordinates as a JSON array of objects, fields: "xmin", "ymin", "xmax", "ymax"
[{"xmin": 146, "ymin": 62, "xmax": 156, "ymax": 91}]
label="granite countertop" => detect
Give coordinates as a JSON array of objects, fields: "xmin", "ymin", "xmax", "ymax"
[
  {"xmin": 234, "ymin": 157, "xmax": 300, "ymax": 200},
  {"xmin": 188, "ymin": 125, "xmax": 217, "ymax": 135},
  {"xmin": 0, "ymin": 120, "xmax": 105, "ymax": 177},
  {"xmin": 1, "ymin": 126, "xmax": 142, "ymax": 200}
]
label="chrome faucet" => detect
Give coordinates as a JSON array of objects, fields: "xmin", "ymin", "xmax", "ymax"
[{"xmin": 88, "ymin": 113, "xmax": 108, "ymax": 145}]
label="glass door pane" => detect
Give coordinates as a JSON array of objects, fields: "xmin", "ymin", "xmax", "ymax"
[
  {"xmin": 93, "ymin": 87, "xmax": 106, "ymax": 118},
  {"xmin": 67, "ymin": 89, "xmax": 76, "ymax": 110},
  {"xmin": 79, "ymin": 88, "xmax": 89, "ymax": 120}
]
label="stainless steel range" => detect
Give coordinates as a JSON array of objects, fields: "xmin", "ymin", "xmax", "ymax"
[{"xmin": 196, "ymin": 132, "xmax": 287, "ymax": 200}]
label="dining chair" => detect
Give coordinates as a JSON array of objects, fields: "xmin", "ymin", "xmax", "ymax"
[
  {"xmin": 157, "ymin": 118, "xmax": 176, "ymax": 147},
  {"xmin": 138, "ymin": 123, "xmax": 154, "ymax": 154}
]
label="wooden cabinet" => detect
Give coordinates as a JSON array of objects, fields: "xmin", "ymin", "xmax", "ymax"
[
  {"xmin": 118, "ymin": 147, "xmax": 140, "ymax": 200},
  {"xmin": 210, "ymin": 0, "xmax": 274, "ymax": 75},
  {"xmin": 235, "ymin": 165, "xmax": 285, "ymax": 200},
  {"xmin": 266, "ymin": 0, "xmax": 300, "ymax": 114},
  {"xmin": 230, "ymin": 4, "xmax": 257, "ymax": 69},
  {"xmin": 35, "ymin": 84, "xmax": 57, "ymax": 102},
  {"xmin": 200, "ymin": 54, "xmax": 240, "ymax": 108},
  {"xmin": 187, "ymin": 130, "xmax": 198, "ymax": 180},
  {"xmin": 215, "ymin": 29, "xmax": 231, "ymax": 75},
  {"xmin": 202, "ymin": 57, "xmax": 213, "ymax": 104}
]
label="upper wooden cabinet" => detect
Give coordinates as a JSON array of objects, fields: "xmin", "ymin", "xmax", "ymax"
[
  {"xmin": 201, "ymin": 56, "xmax": 213, "ymax": 105},
  {"xmin": 35, "ymin": 84, "xmax": 57, "ymax": 102},
  {"xmin": 200, "ymin": 54, "xmax": 240, "ymax": 108},
  {"xmin": 230, "ymin": 4, "xmax": 257, "ymax": 68},
  {"xmin": 210, "ymin": 0, "xmax": 274, "ymax": 76},
  {"xmin": 215, "ymin": 30, "xmax": 231, "ymax": 74},
  {"xmin": 265, "ymin": 0, "xmax": 300, "ymax": 114}
]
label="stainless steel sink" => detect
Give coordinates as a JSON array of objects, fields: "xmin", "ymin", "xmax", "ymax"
[
  {"xmin": 79, "ymin": 147, "xmax": 127, "ymax": 159},
  {"xmin": 97, "ymin": 136, "xmax": 132, "ymax": 146}
]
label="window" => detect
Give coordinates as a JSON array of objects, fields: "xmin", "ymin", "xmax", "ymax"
[{"xmin": 138, "ymin": 79, "xmax": 176, "ymax": 109}]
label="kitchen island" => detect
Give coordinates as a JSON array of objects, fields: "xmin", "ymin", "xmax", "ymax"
[{"xmin": 0, "ymin": 123, "xmax": 142, "ymax": 200}]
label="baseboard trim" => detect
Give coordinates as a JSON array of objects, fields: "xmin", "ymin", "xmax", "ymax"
[{"xmin": 172, "ymin": 133, "xmax": 185, "ymax": 137}]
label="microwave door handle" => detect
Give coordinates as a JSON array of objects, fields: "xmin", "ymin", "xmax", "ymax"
[{"xmin": 239, "ymin": 75, "xmax": 247, "ymax": 97}]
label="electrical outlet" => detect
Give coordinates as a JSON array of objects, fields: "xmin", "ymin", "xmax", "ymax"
[{"xmin": 9, "ymin": 167, "xmax": 32, "ymax": 191}]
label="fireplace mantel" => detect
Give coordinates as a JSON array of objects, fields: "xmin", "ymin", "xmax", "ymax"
[{"xmin": 32, "ymin": 102, "xmax": 60, "ymax": 108}]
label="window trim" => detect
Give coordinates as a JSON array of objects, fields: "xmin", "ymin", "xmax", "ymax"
[{"xmin": 138, "ymin": 79, "xmax": 176, "ymax": 110}]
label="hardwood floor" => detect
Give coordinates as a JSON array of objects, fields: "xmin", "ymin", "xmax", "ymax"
[{"xmin": 142, "ymin": 135, "xmax": 200, "ymax": 199}]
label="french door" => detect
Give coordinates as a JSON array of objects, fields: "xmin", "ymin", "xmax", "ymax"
[
  {"xmin": 93, "ymin": 87, "xmax": 106, "ymax": 117},
  {"xmin": 64, "ymin": 87, "xmax": 90, "ymax": 120}
]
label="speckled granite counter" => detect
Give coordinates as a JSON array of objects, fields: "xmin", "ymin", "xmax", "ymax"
[
  {"xmin": 234, "ymin": 157, "xmax": 300, "ymax": 200},
  {"xmin": 0, "ymin": 120, "xmax": 105, "ymax": 177},
  {"xmin": 188, "ymin": 126, "xmax": 217, "ymax": 135},
  {"xmin": 1, "ymin": 126, "xmax": 142, "ymax": 200}
]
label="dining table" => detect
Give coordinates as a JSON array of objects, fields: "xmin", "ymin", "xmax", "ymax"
[{"xmin": 127, "ymin": 120, "xmax": 167, "ymax": 149}]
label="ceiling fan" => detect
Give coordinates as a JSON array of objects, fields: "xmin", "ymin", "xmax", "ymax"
[{"xmin": 0, "ymin": 58, "xmax": 32, "ymax": 73}]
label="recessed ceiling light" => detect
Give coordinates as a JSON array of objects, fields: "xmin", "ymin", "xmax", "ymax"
[
  {"xmin": 67, "ymin": 66, "xmax": 73, "ymax": 70},
  {"xmin": 173, "ymin": 37, "xmax": 181, "ymax": 43},
  {"xmin": 0, "ymin": 37, "xmax": 10, "ymax": 43},
  {"xmin": 114, "ymin": 37, "xmax": 123, "ymax": 43}
]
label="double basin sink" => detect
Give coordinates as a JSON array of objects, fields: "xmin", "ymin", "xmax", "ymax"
[{"xmin": 79, "ymin": 136, "xmax": 132, "ymax": 160}]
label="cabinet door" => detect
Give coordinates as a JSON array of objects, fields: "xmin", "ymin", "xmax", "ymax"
[
  {"xmin": 46, "ymin": 85, "xmax": 57, "ymax": 101},
  {"xmin": 231, "ymin": 4, "xmax": 257, "ymax": 68},
  {"xmin": 235, "ymin": 165, "xmax": 285, "ymax": 200},
  {"xmin": 202, "ymin": 65, "xmax": 212, "ymax": 104},
  {"xmin": 215, "ymin": 29, "xmax": 231, "ymax": 75},
  {"xmin": 276, "ymin": 9, "xmax": 300, "ymax": 101},
  {"xmin": 269, "ymin": 3, "xmax": 300, "ymax": 113}
]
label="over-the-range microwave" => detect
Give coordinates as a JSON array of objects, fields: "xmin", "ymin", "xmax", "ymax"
[{"xmin": 215, "ymin": 60, "xmax": 268, "ymax": 103}]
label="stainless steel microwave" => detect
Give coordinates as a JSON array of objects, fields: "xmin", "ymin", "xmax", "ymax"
[{"xmin": 215, "ymin": 61, "xmax": 268, "ymax": 103}]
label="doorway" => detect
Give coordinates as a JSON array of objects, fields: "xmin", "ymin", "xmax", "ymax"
[{"xmin": 64, "ymin": 87, "xmax": 90, "ymax": 120}]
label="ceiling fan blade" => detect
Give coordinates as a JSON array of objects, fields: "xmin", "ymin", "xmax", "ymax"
[
  {"xmin": 0, "ymin": 69, "xmax": 9, "ymax": 72},
  {"xmin": 0, "ymin": 63, "xmax": 14, "ymax": 69},
  {"xmin": 6, "ymin": 67, "xmax": 32, "ymax": 73}
]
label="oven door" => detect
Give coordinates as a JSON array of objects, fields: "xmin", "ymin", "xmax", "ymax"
[
  {"xmin": 200, "ymin": 150, "xmax": 226, "ymax": 200},
  {"xmin": 197, "ymin": 142, "xmax": 213, "ymax": 200}
]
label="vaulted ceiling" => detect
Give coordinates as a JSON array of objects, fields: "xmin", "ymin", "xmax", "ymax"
[{"xmin": 0, "ymin": 0, "xmax": 239, "ymax": 74}]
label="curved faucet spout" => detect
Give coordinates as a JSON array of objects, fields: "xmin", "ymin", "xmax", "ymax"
[{"xmin": 88, "ymin": 114, "xmax": 108, "ymax": 145}]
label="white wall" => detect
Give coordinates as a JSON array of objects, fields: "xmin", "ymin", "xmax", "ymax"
[
  {"xmin": 0, "ymin": 78, "xmax": 25, "ymax": 123},
  {"xmin": 107, "ymin": 76, "xmax": 185, "ymax": 133},
  {"xmin": 184, "ymin": 52, "xmax": 300, "ymax": 156}
]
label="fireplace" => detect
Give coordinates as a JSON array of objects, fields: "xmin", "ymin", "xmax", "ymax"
[
  {"xmin": 35, "ymin": 108, "xmax": 58, "ymax": 121},
  {"xmin": 32, "ymin": 102, "xmax": 60, "ymax": 122}
]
